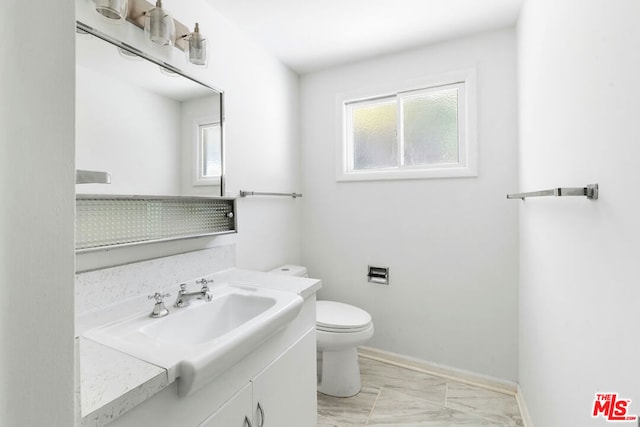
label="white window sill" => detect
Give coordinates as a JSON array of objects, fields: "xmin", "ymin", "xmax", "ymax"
[
  {"xmin": 192, "ymin": 176, "xmax": 222, "ymax": 186},
  {"xmin": 337, "ymin": 165, "xmax": 477, "ymax": 182}
]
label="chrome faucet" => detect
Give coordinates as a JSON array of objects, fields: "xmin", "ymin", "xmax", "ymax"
[
  {"xmin": 174, "ymin": 279, "xmax": 214, "ymax": 308},
  {"xmin": 148, "ymin": 292, "xmax": 171, "ymax": 318}
]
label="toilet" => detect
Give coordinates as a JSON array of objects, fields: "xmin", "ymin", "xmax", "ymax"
[{"xmin": 269, "ymin": 265, "xmax": 374, "ymax": 397}]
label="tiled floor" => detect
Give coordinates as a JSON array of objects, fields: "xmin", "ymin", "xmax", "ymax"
[{"xmin": 317, "ymin": 357, "xmax": 523, "ymax": 427}]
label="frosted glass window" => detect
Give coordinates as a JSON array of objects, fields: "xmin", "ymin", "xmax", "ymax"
[
  {"xmin": 351, "ymin": 99, "xmax": 397, "ymax": 170},
  {"xmin": 194, "ymin": 121, "xmax": 222, "ymax": 186},
  {"xmin": 402, "ymin": 88, "xmax": 459, "ymax": 166},
  {"xmin": 339, "ymin": 72, "xmax": 476, "ymax": 181},
  {"xmin": 201, "ymin": 124, "xmax": 221, "ymax": 177}
]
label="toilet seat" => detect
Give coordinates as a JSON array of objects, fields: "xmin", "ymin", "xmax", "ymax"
[
  {"xmin": 316, "ymin": 323, "xmax": 374, "ymax": 351},
  {"xmin": 316, "ymin": 300, "xmax": 372, "ymax": 332},
  {"xmin": 317, "ymin": 324, "xmax": 371, "ymax": 333}
]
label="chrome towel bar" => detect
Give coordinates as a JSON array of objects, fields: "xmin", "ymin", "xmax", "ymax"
[
  {"xmin": 239, "ymin": 191, "xmax": 302, "ymax": 198},
  {"xmin": 507, "ymin": 183, "xmax": 598, "ymax": 200}
]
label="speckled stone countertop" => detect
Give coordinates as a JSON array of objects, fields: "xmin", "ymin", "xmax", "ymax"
[{"xmin": 79, "ymin": 338, "xmax": 168, "ymax": 427}]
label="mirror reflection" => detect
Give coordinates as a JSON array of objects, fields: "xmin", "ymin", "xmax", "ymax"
[{"xmin": 75, "ymin": 27, "xmax": 223, "ymax": 197}]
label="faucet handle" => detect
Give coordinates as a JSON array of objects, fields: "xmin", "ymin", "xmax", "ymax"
[
  {"xmin": 179, "ymin": 283, "xmax": 188, "ymax": 293},
  {"xmin": 148, "ymin": 292, "xmax": 170, "ymax": 302},
  {"xmin": 196, "ymin": 278, "xmax": 214, "ymax": 289},
  {"xmin": 196, "ymin": 278, "xmax": 214, "ymax": 302}
]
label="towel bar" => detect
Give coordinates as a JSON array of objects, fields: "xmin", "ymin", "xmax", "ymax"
[
  {"xmin": 507, "ymin": 184, "xmax": 598, "ymax": 200},
  {"xmin": 239, "ymin": 191, "xmax": 302, "ymax": 198}
]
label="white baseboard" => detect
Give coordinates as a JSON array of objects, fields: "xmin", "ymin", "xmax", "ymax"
[
  {"xmin": 358, "ymin": 346, "xmax": 518, "ymax": 396},
  {"xmin": 516, "ymin": 384, "xmax": 534, "ymax": 427}
]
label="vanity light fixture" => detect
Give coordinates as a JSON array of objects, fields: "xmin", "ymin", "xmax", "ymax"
[
  {"xmin": 93, "ymin": 0, "xmax": 209, "ymax": 69},
  {"xmin": 183, "ymin": 23, "xmax": 208, "ymax": 67},
  {"xmin": 144, "ymin": 0, "xmax": 175, "ymax": 48},
  {"xmin": 94, "ymin": 0, "xmax": 129, "ymax": 22}
]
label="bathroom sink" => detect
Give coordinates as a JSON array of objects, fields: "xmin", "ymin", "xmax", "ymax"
[
  {"xmin": 83, "ymin": 283, "xmax": 303, "ymax": 396},
  {"xmin": 143, "ymin": 292, "xmax": 279, "ymax": 346}
]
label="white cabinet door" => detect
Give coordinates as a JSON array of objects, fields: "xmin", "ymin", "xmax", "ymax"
[
  {"xmin": 251, "ymin": 329, "xmax": 317, "ymax": 427},
  {"xmin": 199, "ymin": 382, "xmax": 253, "ymax": 427}
]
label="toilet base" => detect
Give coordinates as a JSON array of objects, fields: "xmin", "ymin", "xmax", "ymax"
[{"xmin": 318, "ymin": 347, "xmax": 361, "ymax": 397}]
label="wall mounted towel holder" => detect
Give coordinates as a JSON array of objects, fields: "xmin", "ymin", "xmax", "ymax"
[
  {"xmin": 507, "ymin": 184, "xmax": 598, "ymax": 200},
  {"xmin": 239, "ymin": 191, "xmax": 302, "ymax": 198}
]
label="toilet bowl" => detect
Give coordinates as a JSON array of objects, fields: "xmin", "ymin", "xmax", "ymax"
[
  {"xmin": 316, "ymin": 300, "xmax": 374, "ymax": 397},
  {"xmin": 269, "ymin": 265, "xmax": 374, "ymax": 397}
]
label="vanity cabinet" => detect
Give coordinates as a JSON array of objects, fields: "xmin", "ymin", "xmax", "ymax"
[
  {"xmin": 199, "ymin": 329, "xmax": 316, "ymax": 427},
  {"xmin": 198, "ymin": 383, "xmax": 252, "ymax": 427},
  {"xmin": 251, "ymin": 328, "xmax": 316, "ymax": 427}
]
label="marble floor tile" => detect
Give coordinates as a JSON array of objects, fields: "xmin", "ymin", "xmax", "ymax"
[
  {"xmin": 367, "ymin": 388, "xmax": 505, "ymax": 427},
  {"xmin": 317, "ymin": 385, "xmax": 381, "ymax": 426},
  {"xmin": 446, "ymin": 381, "xmax": 523, "ymax": 427},
  {"xmin": 316, "ymin": 414, "xmax": 344, "ymax": 427},
  {"xmin": 360, "ymin": 357, "xmax": 447, "ymax": 406},
  {"xmin": 317, "ymin": 356, "xmax": 523, "ymax": 427}
]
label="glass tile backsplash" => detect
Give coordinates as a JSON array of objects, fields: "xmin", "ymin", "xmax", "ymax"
[{"xmin": 76, "ymin": 196, "xmax": 236, "ymax": 251}]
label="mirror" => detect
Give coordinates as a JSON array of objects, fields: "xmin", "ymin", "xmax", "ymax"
[{"xmin": 75, "ymin": 24, "xmax": 224, "ymax": 197}]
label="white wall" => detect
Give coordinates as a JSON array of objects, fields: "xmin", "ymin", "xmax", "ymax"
[
  {"xmin": 75, "ymin": 0, "xmax": 302, "ymax": 272},
  {"xmin": 0, "ymin": 1, "xmax": 76, "ymax": 425},
  {"xmin": 76, "ymin": 65, "xmax": 182, "ymax": 195},
  {"xmin": 518, "ymin": 0, "xmax": 640, "ymax": 424},
  {"xmin": 301, "ymin": 29, "xmax": 519, "ymax": 381}
]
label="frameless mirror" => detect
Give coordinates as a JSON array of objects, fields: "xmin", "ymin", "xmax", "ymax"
[{"xmin": 75, "ymin": 24, "xmax": 224, "ymax": 197}]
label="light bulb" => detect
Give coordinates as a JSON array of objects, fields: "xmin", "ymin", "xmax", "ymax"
[
  {"xmin": 187, "ymin": 23, "xmax": 208, "ymax": 67},
  {"xmin": 94, "ymin": 0, "xmax": 128, "ymax": 22}
]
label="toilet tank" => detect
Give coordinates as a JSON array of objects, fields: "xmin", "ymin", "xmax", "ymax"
[{"xmin": 269, "ymin": 264, "xmax": 308, "ymax": 278}]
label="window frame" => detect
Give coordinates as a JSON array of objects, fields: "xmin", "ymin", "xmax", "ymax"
[
  {"xmin": 336, "ymin": 69, "xmax": 477, "ymax": 182},
  {"xmin": 192, "ymin": 119, "xmax": 222, "ymax": 187}
]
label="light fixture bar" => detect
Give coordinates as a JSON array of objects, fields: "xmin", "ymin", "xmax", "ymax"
[{"xmin": 76, "ymin": 21, "xmax": 218, "ymax": 90}]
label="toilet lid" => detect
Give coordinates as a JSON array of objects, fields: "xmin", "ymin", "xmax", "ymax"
[{"xmin": 316, "ymin": 300, "xmax": 372, "ymax": 330}]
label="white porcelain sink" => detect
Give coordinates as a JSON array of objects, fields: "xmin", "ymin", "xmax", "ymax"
[{"xmin": 83, "ymin": 283, "xmax": 303, "ymax": 396}]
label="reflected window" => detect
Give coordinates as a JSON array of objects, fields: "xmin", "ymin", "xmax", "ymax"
[
  {"xmin": 201, "ymin": 123, "xmax": 221, "ymax": 177},
  {"xmin": 194, "ymin": 121, "xmax": 221, "ymax": 185}
]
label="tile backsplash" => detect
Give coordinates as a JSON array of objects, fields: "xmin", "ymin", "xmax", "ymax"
[{"xmin": 75, "ymin": 245, "xmax": 235, "ymax": 317}]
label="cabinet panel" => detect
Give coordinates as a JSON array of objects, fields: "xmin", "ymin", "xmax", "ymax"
[
  {"xmin": 252, "ymin": 329, "xmax": 317, "ymax": 427},
  {"xmin": 199, "ymin": 383, "xmax": 252, "ymax": 427}
]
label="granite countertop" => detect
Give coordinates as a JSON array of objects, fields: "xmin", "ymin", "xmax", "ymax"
[
  {"xmin": 79, "ymin": 338, "xmax": 168, "ymax": 427},
  {"xmin": 77, "ymin": 267, "xmax": 322, "ymax": 426}
]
